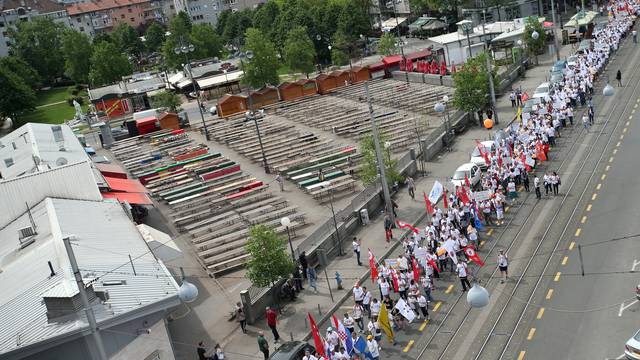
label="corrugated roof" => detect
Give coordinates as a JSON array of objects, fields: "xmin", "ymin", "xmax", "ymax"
[
  {"xmin": 102, "ymin": 191, "xmax": 153, "ymax": 205},
  {"xmin": 0, "ymin": 198, "xmax": 179, "ymax": 355},
  {"xmin": 103, "ymin": 176, "xmax": 148, "ymax": 193}
]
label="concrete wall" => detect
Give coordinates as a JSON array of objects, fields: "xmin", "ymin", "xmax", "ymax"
[{"xmin": 390, "ymin": 71, "xmax": 455, "ymax": 87}]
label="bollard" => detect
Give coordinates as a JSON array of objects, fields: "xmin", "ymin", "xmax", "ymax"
[
  {"xmin": 335, "ymin": 271, "xmax": 343, "ymax": 290},
  {"xmin": 290, "ymin": 332, "xmax": 294, "ymax": 341},
  {"xmin": 318, "ymin": 304, "xmax": 321, "ymax": 315}
]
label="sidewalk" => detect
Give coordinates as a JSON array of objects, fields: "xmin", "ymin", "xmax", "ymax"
[{"xmin": 218, "ymin": 39, "xmax": 580, "ymax": 358}]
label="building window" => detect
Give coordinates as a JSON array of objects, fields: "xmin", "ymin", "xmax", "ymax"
[
  {"xmin": 80, "ymin": 26, "xmax": 84, "ymax": 31},
  {"xmin": 128, "ymin": 8, "xmax": 132, "ymax": 12},
  {"xmin": 0, "ymin": 22, "xmax": 4, "ymax": 27},
  {"xmin": 130, "ymin": 17, "xmax": 134, "ymax": 21},
  {"xmin": 121, "ymin": 14, "xmax": 125, "ymax": 18}
]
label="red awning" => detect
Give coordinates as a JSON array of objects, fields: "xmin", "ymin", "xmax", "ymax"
[
  {"xmin": 95, "ymin": 163, "xmax": 128, "ymax": 179},
  {"xmin": 104, "ymin": 176, "xmax": 148, "ymax": 193},
  {"xmin": 382, "ymin": 55, "xmax": 403, "ymax": 65},
  {"xmin": 102, "ymin": 192, "xmax": 153, "ymax": 205},
  {"xmin": 406, "ymin": 50, "xmax": 432, "ymax": 61},
  {"xmin": 136, "ymin": 116, "xmax": 157, "ymax": 126},
  {"xmin": 369, "ymin": 62, "xmax": 386, "ymax": 71}
]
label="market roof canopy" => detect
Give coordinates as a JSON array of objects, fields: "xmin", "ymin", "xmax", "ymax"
[
  {"xmin": 102, "ymin": 192, "xmax": 153, "ymax": 205},
  {"xmin": 382, "ymin": 17, "xmax": 407, "ymax": 31},
  {"xmin": 565, "ymin": 11, "xmax": 598, "ymax": 28},
  {"xmin": 409, "ymin": 17, "xmax": 447, "ymax": 32}
]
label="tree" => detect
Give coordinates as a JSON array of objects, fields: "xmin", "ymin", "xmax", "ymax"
[
  {"xmin": 337, "ymin": 0, "xmax": 370, "ymax": 41},
  {"xmin": 283, "ymin": 26, "xmax": 316, "ymax": 76},
  {"xmin": 8, "ymin": 17, "xmax": 65, "ymax": 84},
  {"xmin": 331, "ymin": 30, "xmax": 350, "ymax": 66},
  {"xmin": 111, "ymin": 23, "xmax": 143, "ymax": 58},
  {"xmin": 89, "ymin": 42, "xmax": 132, "ymax": 86},
  {"xmin": 0, "ymin": 65, "xmax": 36, "ymax": 123},
  {"xmin": 216, "ymin": 9, "xmax": 232, "ymax": 35},
  {"xmin": 61, "ymin": 30, "xmax": 92, "ymax": 84},
  {"xmin": 378, "ymin": 32, "xmax": 397, "ymax": 56},
  {"xmin": 144, "ymin": 21, "xmax": 166, "ymax": 54},
  {"xmin": 0, "ymin": 56, "xmax": 40, "ymax": 89},
  {"xmin": 245, "ymin": 224, "xmax": 295, "ymax": 287},
  {"xmin": 150, "ymin": 90, "xmax": 182, "ymax": 112},
  {"xmin": 253, "ymin": 1, "xmax": 280, "ymax": 43},
  {"xmin": 92, "ymin": 32, "xmax": 113, "ymax": 45},
  {"xmin": 242, "ymin": 28, "xmax": 280, "ymax": 88},
  {"xmin": 358, "ymin": 131, "xmax": 403, "ymax": 187},
  {"xmin": 190, "ymin": 24, "xmax": 223, "ymax": 60},
  {"xmin": 452, "ymin": 52, "xmax": 497, "ymax": 116},
  {"xmin": 523, "ymin": 16, "xmax": 545, "ymax": 65},
  {"xmin": 169, "ymin": 11, "xmax": 193, "ymax": 39}
]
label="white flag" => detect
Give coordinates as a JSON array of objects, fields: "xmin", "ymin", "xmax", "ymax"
[
  {"xmin": 394, "ymin": 298, "xmax": 416, "ymax": 322},
  {"xmin": 443, "ymin": 238, "xmax": 459, "ymax": 265},
  {"xmin": 428, "ymin": 180, "xmax": 444, "ymax": 204}
]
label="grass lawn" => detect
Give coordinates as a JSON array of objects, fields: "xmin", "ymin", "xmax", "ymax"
[{"xmin": 23, "ymin": 86, "xmax": 90, "ymax": 124}]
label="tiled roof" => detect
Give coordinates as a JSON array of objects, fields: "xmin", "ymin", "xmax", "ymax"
[
  {"xmin": 0, "ymin": 0, "xmax": 65, "ymax": 13},
  {"xmin": 67, "ymin": 0, "xmax": 149, "ymax": 15}
]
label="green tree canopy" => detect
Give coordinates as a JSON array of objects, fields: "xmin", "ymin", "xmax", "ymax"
[
  {"xmin": 283, "ymin": 26, "xmax": 316, "ymax": 76},
  {"xmin": 0, "ymin": 56, "xmax": 40, "ymax": 89},
  {"xmin": 378, "ymin": 32, "xmax": 397, "ymax": 56},
  {"xmin": 330, "ymin": 30, "xmax": 350, "ymax": 66},
  {"xmin": 358, "ymin": 131, "xmax": 403, "ymax": 187},
  {"xmin": 111, "ymin": 23, "xmax": 143, "ymax": 58},
  {"xmin": 8, "ymin": 17, "xmax": 65, "ymax": 84},
  {"xmin": 144, "ymin": 21, "xmax": 166, "ymax": 53},
  {"xmin": 0, "ymin": 65, "xmax": 36, "ymax": 122},
  {"xmin": 245, "ymin": 224, "xmax": 295, "ymax": 287},
  {"xmin": 242, "ymin": 28, "xmax": 280, "ymax": 88},
  {"xmin": 89, "ymin": 42, "xmax": 132, "ymax": 86},
  {"xmin": 190, "ymin": 24, "xmax": 223, "ymax": 60},
  {"xmin": 150, "ymin": 90, "xmax": 182, "ymax": 112},
  {"xmin": 452, "ymin": 52, "xmax": 497, "ymax": 114},
  {"xmin": 523, "ymin": 16, "xmax": 545, "ymax": 64},
  {"xmin": 337, "ymin": 0, "xmax": 369, "ymax": 41},
  {"xmin": 61, "ymin": 30, "xmax": 92, "ymax": 84},
  {"xmin": 170, "ymin": 11, "xmax": 193, "ymax": 39},
  {"xmin": 253, "ymin": 1, "xmax": 280, "ymax": 43}
]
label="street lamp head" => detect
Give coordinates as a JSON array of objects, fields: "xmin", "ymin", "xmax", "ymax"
[
  {"xmin": 328, "ymin": 45, "xmax": 332, "ymax": 50},
  {"xmin": 466, "ymin": 283, "xmax": 489, "ymax": 308},
  {"xmin": 443, "ymin": 95, "xmax": 449, "ymax": 102},
  {"xmin": 280, "ymin": 216, "xmax": 291, "ymax": 227},
  {"xmin": 517, "ymin": 39, "xmax": 523, "ymax": 46},
  {"xmin": 531, "ymin": 30, "xmax": 539, "ymax": 40},
  {"xmin": 245, "ymin": 50, "xmax": 254, "ymax": 60},
  {"xmin": 174, "ymin": 47, "xmax": 181, "ymax": 55},
  {"xmin": 188, "ymin": 44, "xmax": 195, "ymax": 53},
  {"xmin": 384, "ymin": 141, "xmax": 391, "ymax": 149},
  {"xmin": 603, "ymin": 83, "xmax": 615, "ymax": 96},
  {"xmin": 178, "ymin": 280, "xmax": 198, "ymax": 303},
  {"xmin": 434, "ymin": 102, "xmax": 445, "ymax": 113},
  {"xmin": 316, "ymin": 34, "xmax": 322, "ymax": 41}
]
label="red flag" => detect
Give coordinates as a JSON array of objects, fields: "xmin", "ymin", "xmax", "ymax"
[
  {"xmin": 396, "ymin": 219, "xmax": 419, "ymax": 234},
  {"xmin": 412, "ymin": 257, "xmax": 420, "ymax": 282},
  {"xmin": 443, "ymin": 190, "xmax": 448, "ymax": 209},
  {"xmin": 508, "ymin": 144, "xmax": 514, "ymax": 159},
  {"xmin": 391, "ymin": 270, "xmax": 399, "ymax": 292},
  {"xmin": 463, "ymin": 246, "xmax": 485, "ymax": 266},
  {"xmin": 457, "ymin": 186, "xmax": 470, "ymax": 205},
  {"xmin": 428, "ymin": 257, "xmax": 440, "ymax": 273},
  {"xmin": 368, "ymin": 249, "xmax": 378, "ymax": 284},
  {"xmin": 497, "ymin": 148, "xmax": 503, "ymax": 168},
  {"xmin": 308, "ymin": 313, "xmax": 327, "ymax": 358},
  {"xmin": 464, "ymin": 174, "xmax": 471, "ymax": 188},
  {"xmin": 422, "ymin": 192, "xmax": 433, "ymax": 214}
]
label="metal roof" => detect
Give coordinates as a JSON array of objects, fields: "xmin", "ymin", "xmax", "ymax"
[{"xmin": 0, "ymin": 198, "xmax": 179, "ymax": 356}]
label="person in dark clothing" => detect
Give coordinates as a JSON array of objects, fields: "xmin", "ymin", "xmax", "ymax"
[
  {"xmin": 197, "ymin": 341, "xmax": 214, "ymax": 360},
  {"xmin": 299, "ymin": 252, "xmax": 308, "ymax": 279},
  {"xmin": 616, "ymin": 69, "xmax": 622, "ymax": 86},
  {"xmin": 257, "ymin": 332, "xmax": 269, "ymax": 360},
  {"xmin": 522, "ymin": 171, "xmax": 530, "ymax": 192}
]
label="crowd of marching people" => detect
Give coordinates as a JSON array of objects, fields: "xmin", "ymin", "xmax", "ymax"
[{"xmin": 254, "ymin": 3, "xmax": 638, "ymax": 360}]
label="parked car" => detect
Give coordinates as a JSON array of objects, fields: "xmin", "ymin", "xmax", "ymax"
[
  {"xmin": 625, "ymin": 329, "xmax": 640, "ymax": 359},
  {"xmin": 549, "ymin": 72, "xmax": 564, "ymax": 85},
  {"xmin": 577, "ymin": 39, "xmax": 593, "ymax": 54},
  {"xmin": 523, "ymin": 97, "xmax": 542, "ymax": 114},
  {"xmin": 550, "ymin": 59, "xmax": 567, "ymax": 74},
  {"xmin": 270, "ymin": 341, "xmax": 315, "ymax": 360},
  {"xmin": 470, "ymin": 140, "xmax": 495, "ymax": 170},
  {"xmin": 567, "ymin": 55, "xmax": 578, "ymax": 69},
  {"xmin": 532, "ymin": 82, "xmax": 550, "ymax": 101},
  {"xmin": 451, "ymin": 163, "xmax": 481, "ymax": 188}
]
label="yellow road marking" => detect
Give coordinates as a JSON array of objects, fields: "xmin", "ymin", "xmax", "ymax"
[
  {"xmin": 581, "ymin": 216, "xmax": 587, "ymax": 223},
  {"xmin": 627, "ymin": 121, "xmax": 631, "ymax": 126},
  {"xmin": 633, "ymin": 109, "xmax": 637, "ymax": 114},
  {"xmin": 613, "ymin": 149, "xmax": 618, "ymax": 154},
  {"xmin": 586, "ymin": 204, "xmax": 592, "ymax": 211},
  {"xmin": 554, "ymin": 272, "xmax": 561, "ymax": 282},
  {"xmin": 480, "ymin": 240, "xmax": 486, "ymax": 247},
  {"xmin": 569, "ymin": 241, "xmax": 575, "ymax": 250},
  {"xmin": 433, "ymin": 302, "xmax": 441, "ymax": 312},
  {"xmin": 616, "ymin": 141, "xmax": 621, "ymax": 147},
  {"xmin": 488, "ymin": 229, "xmax": 494, "ymax": 236},
  {"xmin": 446, "ymin": 285, "xmax": 454, "ymax": 294},
  {"xmin": 601, "ymin": 173, "xmax": 606, "ymax": 180},
  {"xmin": 536, "ymin": 308, "xmax": 545, "ymax": 319},
  {"xmin": 623, "ymin": 128, "xmax": 628, "ymax": 133},
  {"xmin": 609, "ymin": 156, "xmax": 614, "ymax": 163},
  {"xmin": 562, "ymin": 256, "xmax": 569, "ymax": 265},
  {"xmin": 575, "ymin": 228, "xmax": 581, "ymax": 237},
  {"xmin": 635, "ymin": 104, "xmax": 638, "ymax": 108},
  {"xmin": 605, "ymin": 165, "xmax": 611, "ymax": 171},
  {"xmin": 592, "ymin": 193, "xmax": 598, "ymax": 201},
  {"xmin": 620, "ymin": 134, "xmax": 625, "ymax": 140},
  {"xmin": 596, "ymin": 183, "xmax": 602, "ymax": 190},
  {"xmin": 403, "ymin": 340, "xmax": 415, "ymax": 352},
  {"xmin": 630, "ymin": 116, "xmax": 634, "ymax": 119},
  {"xmin": 505, "ymin": 206, "xmax": 510, "ymax": 212},
  {"xmin": 527, "ymin": 328, "xmax": 536, "ymax": 341},
  {"xmin": 546, "ymin": 289, "xmax": 554, "ymax": 299},
  {"xmin": 518, "ymin": 351, "xmax": 526, "ymax": 360},
  {"xmin": 419, "ymin": 320, "xmax": 429, "ymax": 331}
]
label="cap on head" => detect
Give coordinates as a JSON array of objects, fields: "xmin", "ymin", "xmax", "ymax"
[{"xmin": 367, "ymin": 335, "xmax": 373, "ymax": 340}]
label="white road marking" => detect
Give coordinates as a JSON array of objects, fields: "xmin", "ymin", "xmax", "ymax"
[
  {"xmin": 618, "ymin": 299, "xmax": 639, "ymax": 317},
  {"xmin": 632, "ymin": 259, "xmax": 640, "ymax": 272}
]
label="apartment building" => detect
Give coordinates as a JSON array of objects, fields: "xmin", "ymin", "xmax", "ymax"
[{"xmin": 67, "ymin": 0, "xmax": 154, "ymax": 37}]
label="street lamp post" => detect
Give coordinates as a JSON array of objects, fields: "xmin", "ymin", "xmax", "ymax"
[
  {"xmin": 239, "ymin": 51, "xmax": 270, "ymax": 174},
  {"xmin": 388, "ymin": 0, "xmax": 409, "ymax": 84},
  {"xmin": 280, "ymin": 216, "xmax": 296, "ymax": 262},
  {"xmin": 322, "ymin": 185, "xmax": 343, "ymax": 256},
  {"xmin": 517, "ymin": 39, "xmax": 526, "ymax": 76},
  {"xmin": 174, "ymin": 39, "xmax": 209, "ymax": 141},
  {"xmin": 458, "ymin": 20, "xmax": 474, "ymax": 61}
]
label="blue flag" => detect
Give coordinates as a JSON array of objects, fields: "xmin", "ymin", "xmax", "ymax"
[
  {"xmin": 353, "ymin": 336, "xmax": 374, "ymax": 360},
  {"xmin": 474, "ymin": 215, "xmax": 484, "ymax": 230},
  {"xmin": 344, "ymin": 327, "xmax": 354, "ymax": 354}
]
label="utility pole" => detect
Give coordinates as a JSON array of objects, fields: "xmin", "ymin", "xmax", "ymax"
[
  {"xmin": 391, "ymin": 0, "xmax": 409, "ymax": 84},
  {"xmin": 364, "ymin": 82, "xmax": 395, "ymax": 224},
  {"xmin": 63, "ymin": 236, "xmax": 108, "ymax": 360},
  {"xmin": 551, "ymin": 0, "xmax": 561, "ymax": 61},
  {"xmin": 480, "ymin": 9, "xmax": 499, "ymax": 125}
]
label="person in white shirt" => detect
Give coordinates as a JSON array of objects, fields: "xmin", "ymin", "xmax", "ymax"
[
  {"xmin": 353, "ymin": 283, "xmax": 364, "ymax": 305},
  {"xmin": 498, "ymin": 249, "xmax": 509, "ymax": 283},
  {"xmin": 368, "ymin": 316, "xmax": 383, "ymax": 342},
  {"xmin": 302, "ymin": 349, "xmax": 318, "ymax": 360},
  {"xmin": 362, "ymin": 287, "xmax": 372, "ymax": 317},
  {"xmin": 326, "ymin": 328, "xmax": 339, "ymax": 352},
  {"xmin": 378, "ymin": 278, "xmax": 390, "ymax": 298},
  {"xmin": 417, "ymin": 294, "xmax": 429, "ymax": 319},
  {"xmin": 457, "ymin": 262, "xmax": 471, "ymax": 292},
  {"xmin": 367, "ymin": 336, "xmax": 380, "ymax": 360},
  {"xmin": 343, "ymin": 313, "xmax": 355, "ymax": 334},
  {"xmin": 352, "ymin": 237, "xmax": 362, "ymax": 266},
  {"xmin": 370, "ymin": 298, "xmax": 381, "ymax": 318},
  {"xmin": 336, "ymin": 347, "xmax": 349, "ymax": 360}
]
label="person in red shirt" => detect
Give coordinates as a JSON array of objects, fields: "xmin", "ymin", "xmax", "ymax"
[{"xmin": 266, "ymin": 307, "xmax": 280, "ymax": 343}]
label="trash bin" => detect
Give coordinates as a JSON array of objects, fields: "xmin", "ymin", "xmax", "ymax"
[{"xmin": 360, "ymin": 209, "xmax": 370, "ymax": 225}]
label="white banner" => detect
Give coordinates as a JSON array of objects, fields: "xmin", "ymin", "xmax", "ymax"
[
  {"xmin": 474, "ymin": 190, "xmax": 492, "ymax": 202},
  {"xmin": 428, "ymin": 180, "xmax": 444, "ymax": 205},
  {"xmin": 394, "ymin": 298, "xmax": 416, "ymax": 322},
  {"xmin": 525, "ymin": 156, "xmax": 536, "ymax": 167}
]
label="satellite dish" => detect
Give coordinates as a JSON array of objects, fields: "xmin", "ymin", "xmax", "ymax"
[{"xmin": 55, "ymin": 157, "xmax": 68, "ymax": 166}]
